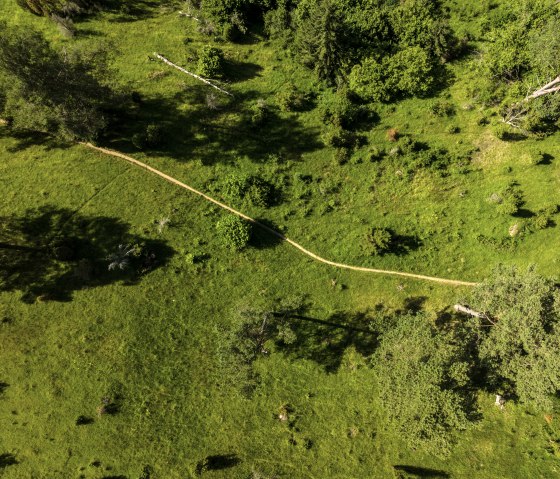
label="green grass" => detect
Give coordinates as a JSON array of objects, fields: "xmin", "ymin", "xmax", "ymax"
[{"xmin": 2, "ymin": 1, "xmax": 560, "ymax": 478}]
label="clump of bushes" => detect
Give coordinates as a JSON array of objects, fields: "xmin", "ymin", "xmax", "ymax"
[
  {"xmin": 216, "ymin": 215, "xmax": 251, "ymax": 250},
  {"xmin": 365, "ymin": 227, "xmax": 393, "ymax": 256},
  {"xmin": 132, "ymin": 124, "xmax": 164, "ymax": 149},
  {"xmin": 197, "ymin": 45, "xmax": 225, "ymax": 78},
  {"xmin": 530, "ymin": 205, "xmax": 558, "ymax": 230},
  {"xmin": 221, "ymin": 173, "xmax": 275, "ymax": 208}
]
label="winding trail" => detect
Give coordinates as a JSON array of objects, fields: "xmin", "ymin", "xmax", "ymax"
[{"xmin": 81, "ymin": 142, "xmax": 478, "ymax": 287}]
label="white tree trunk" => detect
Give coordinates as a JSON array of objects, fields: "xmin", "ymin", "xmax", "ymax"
[{"xmin": 155, "ymin": 53, "xmax": 234, "ymax": 97}]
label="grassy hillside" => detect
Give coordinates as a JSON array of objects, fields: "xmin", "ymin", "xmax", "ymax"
[{"xmin": 1, "ymin": 1, "xmax": 560, "ymax": 478}]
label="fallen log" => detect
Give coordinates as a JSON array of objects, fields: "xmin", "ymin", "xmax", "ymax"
[
  {"xmin": 154, "ymin": 53, "xmax": 233, "ymax": 97},
  {"xmin": 453, "ymin": 304, "xmax": 486, "ymax": 318}
]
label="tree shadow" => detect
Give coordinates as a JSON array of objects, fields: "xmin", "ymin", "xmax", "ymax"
[
  {"xmin": 279, "ymin": 311, "xmax": 379, "ymax": 372},
  {"xmin": 105, "ymin": 88, "xmax": 321, "ymax": 165},
  {"xmin": 0, "ymin": 453, "xmax": 17, "ymax": 469},
  {"xmin": 224, "ymin": 60, "xmax": 263, "ymax": 83},
  {"xmin": 538, "ymin": 153, "xmax": 554, "ymax": 165},
  {"xmin": 388, "ymin": 230, "xmax": 423, "ymax": 256},
  {"xmin": 400, "ymin": 296, "xmax": 428, "ymax": 314},
  {"xmin": 104, "ymin": 0, "xmax": 161, "ymax": 22},
  {"xmin": 196, "ymin": 454, "xmax": 241, "ymax": 475},
  {"xmin": 393, "ymin": 465, "xmax": 450, "ymax": 478},
  {"xmin": 0, "ymin": 206, "xmax": 174, "ymax": 303},
  {"xmin": 0, "ymin": 382, "xmax": 8, "ymax": 395},
  {"xmin": 0, "ymin": 127, "xmax": 65, "ymax": 153},
  {"xmin": 250, "ymin": 218, "xmax": 285, "ymax": 250},
  {"xmin": 513, "ymin": 208, "xmax": 535, "ymax": 219}
]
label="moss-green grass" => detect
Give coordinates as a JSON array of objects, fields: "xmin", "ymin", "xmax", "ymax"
[{"xmin": 1, "ymin": 0, "xmax": 560, "ymax": 477}]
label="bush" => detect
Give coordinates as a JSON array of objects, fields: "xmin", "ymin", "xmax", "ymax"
[
  {"xmin": 216, "ymin": 215, "xmax": 251, "ymax": 250},
  {"xmin": 495, "ymin": 183, "xmax": 523, "ymax": 215},
  {"xmin": 250, "ymin": 99, "xmax": 269, "ymax": 126},
  {"xmin": 132, "ymin": 124, "xmax": 164, "ymax": 149},
  {"xmin": 221, "ymin": 174, "xmax": 274, "ymax": 208},
  {"xmin": 197, "ymin": 45, "xmax": 225, "ymax": 78},
  {"xmin": 333, "ymin": 147, "xmax": 350, "ymax": 165},
  {"xmin": 321, "ymin": 125, "xmax": 356, "ymax": 148},
  {"xmin": 276, "ymin": 84, "xmax": 306, "ymax": 112},
  {"xmin": 430, "ymin": 100, "xmax": 455, "ymax": 117},
  {"xmin": 531, "ymin": 205, "xmax": 558, "ymax": 230},
  {"xmin": 318, "ymin": 89, "xmax": 361, "ymax": 128},
  {"xmin": 365, "ymin": 227, "xmax": 393, "ymax": 255}
]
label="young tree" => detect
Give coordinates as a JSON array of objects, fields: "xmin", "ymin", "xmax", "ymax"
[
  {"xmin": 0, "ymin": 23, "xmax": 119, "ymax": 141},
  {"xmin": 467, "ymin": 265, "xmax": 560, "ymax": 411}
]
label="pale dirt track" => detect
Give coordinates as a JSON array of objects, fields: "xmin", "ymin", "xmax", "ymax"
[{"xmin": 82, "ymin": 142, "xmax": 478, "ymax": 287}]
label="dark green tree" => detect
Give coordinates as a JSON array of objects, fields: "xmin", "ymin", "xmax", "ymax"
[{"xmin": 293, "ymin": 0, "xmax": 345, "ymax": 83}]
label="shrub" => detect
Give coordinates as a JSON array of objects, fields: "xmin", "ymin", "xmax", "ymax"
[
  {"xmin": 321, "ymin": 125, "xmax": 355, "ymax": 148},
  {"xmin": 221, "ymin": 174, "xmax": 274, "ymax": 208},
  {"xmin": 132, "ymin": 124, "xmax": 164, "ymax": 149},
  {"xmin": 197, "ymin": 45, "xmax": 225, "ymax": 78},
  {"xmin": 250, "ymin": 99, "xmax": 269, "ymax": 126},
  {"xmin": 276, "ymin": 84, "xmax": 306, "ymax": 112},
  {"xmin": 531, "ymin": 205, "xmax": 558, "ymax": 230},
  {"xmin": 429, "ymin": 100, "xmax": 455, "ymax": 117},
  {"xmin": 318, "ymin": 89, "xmax": 360, "ymax": 128},
  {"xmin": 216, "ymin": 215, "xmax": 251, "ymax": 250},
  {"xmin": 365, "ymin": 227, "xmax": 393, "ymax": 255},
  {"xmin": 333, "ymin": 147, "xmax": 350, "ymax": 165},
  {"xmin": 495, "ymin": 183, "xmax": 523, "ymax": 216}
]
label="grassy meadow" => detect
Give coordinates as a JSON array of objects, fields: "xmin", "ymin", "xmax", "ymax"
[{"xmin": 1, "ymin": 1, "xmax": 560, "ymax": 478}]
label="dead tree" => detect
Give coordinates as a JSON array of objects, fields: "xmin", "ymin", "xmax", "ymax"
[
  {"xmin": 154, "ymin": 53, "xmax": 234, "ymax": 97},
  {"xmin": 502, "ymin": 75, "xmax": 560, "ymax": 129}
]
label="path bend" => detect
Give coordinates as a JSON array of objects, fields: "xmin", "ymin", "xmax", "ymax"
[{"xmin": 81, "ymin": 142, "xmax": 478, "ymax": 288}]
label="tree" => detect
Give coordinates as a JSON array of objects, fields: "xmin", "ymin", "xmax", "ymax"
[
  {"xmin": 467, "ymin": 265, "xmax": 560, "ymax": 411},
  {"xmin": 372, "ymin": 312, "xmax": 473, "ymax": 454},
  {"xmin": 365, "ymin": 227, "xmax": 393, "ymax": 256},
  {"xmin": 350, "ymin": 46, "xmax": 435, "ymax": 102},
  {"xmin": 293, "ymin": 0, "xmax": 345, "ymax": 83},
  {"xmin": 0, "ymin": 23, "xmax": 119, "ymax": 141}
]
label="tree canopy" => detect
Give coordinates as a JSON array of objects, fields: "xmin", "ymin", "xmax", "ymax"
[{"xmin": 467, "ymin": 265, "xmax": 560, "ymax": 411}]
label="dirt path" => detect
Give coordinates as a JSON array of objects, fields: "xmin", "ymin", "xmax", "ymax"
[{"xmin": 82, "ymin": 142, "xmax": 478, "ymax": 288}]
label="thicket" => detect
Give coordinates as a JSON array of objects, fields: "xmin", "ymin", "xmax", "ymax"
[{"xmin": 266, "ymin": 0, "xmax": 456, "ymax": 99}]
